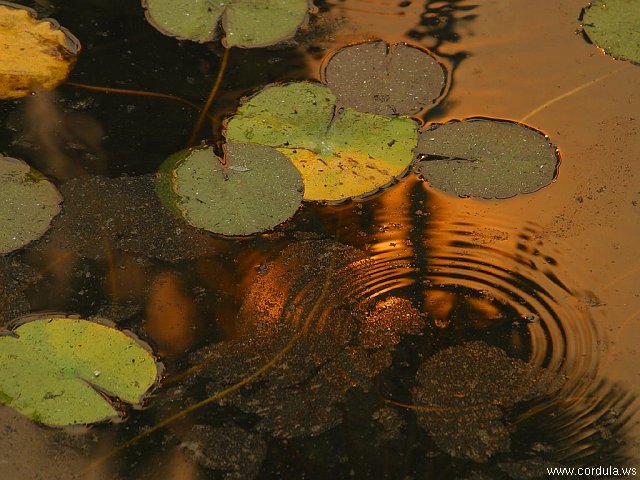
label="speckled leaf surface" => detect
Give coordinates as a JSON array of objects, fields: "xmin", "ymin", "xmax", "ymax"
[
  {"xmin": 0, "ymin": 316, "xmax": 159, "ymax": 427},
  {"xmin": 415, "ymin": 119, "xmax": 558, "ymax": 199},
  {"xmin": 225, "ymin": 82, "xmax": 419, "ymax": 201},
  {"xmin": 323, "ymin": 40, "xmax": 446, "ymax": 115},
  {"xmin": 0, "ymin": 2, "xmax": 80, "ymax": 99},
  {"xmin": 0, "ymin": 156, "xmax": 62, "ymax": 255},
  {"xmin": 582, "ymin": 0, "xmax": 640, "ymax": 64},
  {"xmin": 158, "ymin": 143, "xmax": 303, "ymax": 236},
  {"xmin": 143, "ymin": 0, "xmax": 311, "ymax": 47}
]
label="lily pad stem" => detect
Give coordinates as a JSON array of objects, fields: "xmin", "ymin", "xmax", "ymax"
[
  {"xmin": 64, "ymin": 82, "xmax": 214, "ymax": 124},
  {"xmin": 84, "ymin": 222, "xmax": 341, "ymax": 472},
  {"xmin": 188, "ymin": 47, "xmax": 231, "ymax": 147}
]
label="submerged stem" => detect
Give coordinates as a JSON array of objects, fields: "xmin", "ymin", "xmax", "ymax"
[
  {"xmin": 64, "ymin": 81, "xmax": 215, "ymax": 123},
  {"xmin": 85, "ymin": 221, "xmax": 340, "ymax": 471},
  {"xmin": 188, "ymin": 47, "xmax": 231, "ymax": 147}
]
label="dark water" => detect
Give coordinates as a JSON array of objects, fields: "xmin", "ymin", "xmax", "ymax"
[{"xmin": 1, "ymin": 0, "xmax": 639, "ymax": 479}]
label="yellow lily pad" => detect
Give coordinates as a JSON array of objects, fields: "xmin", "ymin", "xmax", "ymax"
[
  {"xmin": 0, "ymin": 2, "xmax": 80, "ymax": 100},
  {"xmin": 225, "ymin": 82, "xmax": 419, "ymax": 202}
]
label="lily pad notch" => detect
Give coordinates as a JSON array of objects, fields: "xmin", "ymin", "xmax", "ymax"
[
  {"xmin": 414, "ymin": 118, "xmax": 560, "ymax": 199},
  {"xmin": 0, "ymin": 315, "xmax": 162, "ymax": 427},
  {"xmin": 157, "ymin": 143, "xmax": 304, "ymax": 236},
  {"xmin": 142, "ymin": 0, "xmax": 315, "ymax": 48},
  {"xmin": 0, "ymin": 1, "xmax": 80, "ymax": 99}
]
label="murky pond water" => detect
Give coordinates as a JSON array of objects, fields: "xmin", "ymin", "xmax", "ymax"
[{"xmin": 1, "ymin": 0, "xmax": 639, "ymax": 479}]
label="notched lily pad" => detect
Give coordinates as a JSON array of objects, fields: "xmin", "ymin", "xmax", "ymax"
[
  {"xmin": 0, "ymin": 156, "xmax": 62, "ymax": 255},
  {"xmin": 581, "ymin": 0, "xmax": 640, "ymax": 64},
  {"xmin": 143, "ymin": 0, "xmax": 312, "ymax": 47},
  {"xmin": 225, "ymin": 82, "xmax": 419, "ymax": 201},
  {"xmin": 415, "ymin": 118, "xmax": 558, "ymax": 199},
  {"xmin": 0, "ymin": 315, "xmax": 160, "ymax": 427},
  {"xmin": 323, "ymin": 40, "xmax": 447, "ymax": 116},
  {"xmin": 412, "ymin": 341, "xmax": 551, "ymax": 462},
  {"xmin": 157, "ymin": 143, "xmax": 303, "ymax": 236},
  {"xmin": 0, "ymin": 2, "xmax": 80, "ymax": 99}
]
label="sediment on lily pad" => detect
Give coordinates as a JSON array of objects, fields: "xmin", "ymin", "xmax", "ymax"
[
  {"xmin": 411, "ymin": 341, "xmax": 553, "ymax": 462},
  {"xmin": 0, "ymin": 315, "xmax": 161, "ymax": 427},
  {"xmin": 581, "ymin": 0, "xmax": 640, "ymax": 65},
  {"xmin": 143, "ymin": 0, "xmax": 313, "ymax": 47},
  {"xmin": 157, "ymin": 143, "xmax": 304, "ymax": 236},
  {"xmin": 0, "ymin": 156, "xmax": 62, "ymax": 255},
  {"xmin": 415, "ymin": 118, "xmax": 559, "ymax": 199},
  {"xmin": 225, "ymin": 82, "xmax": 419, "ymax": 202},
  {"xmin": 323, "ymin": 40, "xmax": 447, "ymax": 116},
  {"xmin": 0, "ymin": 1, "xmax": 80, "ymax": 99}
]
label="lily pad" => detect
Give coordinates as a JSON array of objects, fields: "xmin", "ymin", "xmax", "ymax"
[
  {"xmin": 157, "ymin": 143, "xmax": 303, "ymax": 236},
  {"xmin": 412, "ymin": 341, "xmax": 550, "ymax": 462},
  {"xmin": 143, "ymin": 0, "xmax": 312, "ymax": 47},
  {"xmin": 225, "ymin": 82, "xmax": 419, "ymax": 201},
  {"xmin": 415, "ymin": 118, "xmax": 558, "ymax": 199},
  {"xmin": 0, "ymin": 315, "xmax": 160, "ymax": 427},
  {"xmin": 323, "ymin": 40, "xmax": 447, "ymax": 115},
  {"xmin": 582, "ymin": 0, "xmax": 640, "ymax": 64},
  {"xmin": 0, "ymin": 156, "xmax": 62, "ymax": 255},
  {"xmin": 0, "ymin": 2, "xmax": 80, "ymax": 99}
]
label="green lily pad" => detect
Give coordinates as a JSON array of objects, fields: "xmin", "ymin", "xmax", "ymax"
[
  {"xmin": 0, "ymin": 2, "xmax": 80, "ymax": 99},
  {"xmin": 0, "ymin": 315, "xmax": 160, "ymax": 427},
  {"xmin": 582, "ymin": 0, "xmax": 640, "ymax": 64},
  {"xmin": 142, "ymin": 0, "xmax": 312, "ymax": 47},
  {"xmin": 414, "ymin": 118, "xmax": 558, "ymax": 199},
  {"xmin": 157, "ymin": 143, "xmax": 303, "ymax": 236},
  {"xmin": 225, "ymin": 82, "xmax": 419, "ymax": 202},
  {"xmin": 323, "ymin": 40, "xmax": 447, "ymax": 115},
  {"xmin": 0, "ymin": 156, "xmax": 62, "ymax": 255}
]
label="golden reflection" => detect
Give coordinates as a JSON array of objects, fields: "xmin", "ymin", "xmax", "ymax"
[{"xmin": 145, "ymin": 272, "xmax": 199, "ymax": 355}]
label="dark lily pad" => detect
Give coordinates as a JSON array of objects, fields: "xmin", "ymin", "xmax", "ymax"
[
  {"xmin": 225, "ymin": 82, "xmax": 419, "ymax": 201},
  {"xmin": 0, "ymin": 315, "xmax": 160, "ymax": 427},
  {"xmin": 0, "ymin": 156, "xmax": 62, "ymax": 255},
  {"xmin": 180, "ymin": 425, "xmax": 266, "ymax": 480},
  {"xmin": 143, "ymin": 0, "xmax": 312, "ymax": 47},
  {"xmin": 193, "ymin": 240, "xmax": 426, "ymax": 438},
  {"xmin": 323, "ymin": 40, "xmax": 447, "ymax": 115},
  {"xmin": 582, "ymin": 0, "xmax": 640, "ymax": 64},
  {"xmin": 39, "ymin": 175, "xmax": 218, "ymax": 263},
  {"xmin": 0, "ymin": 1, "xmax": 80, "ymax": 99},
  {"xmin": 412, "ymin": 341, "xmax": 551, "ymax": 462},
  {"xmin": 415, "ymin": 118, "xmax": 558, "ymax": 199},
  {"xmin": 157, "ymin": 143, "xmax": 303, "ymax": 236}
]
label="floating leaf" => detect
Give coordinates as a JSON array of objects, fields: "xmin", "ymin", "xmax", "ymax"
[
  {"xmin": 143, "ymin": 0, "xmax": 312, "ymax": 47},
  {"xmin": 0, "ymin": 2, "xmax": 80, "ymax": 99},
  {"xmin": 412, "ymin": 341, "xmax": 551, "ymax": 462},
  {"xmin": 225, "ymin": 82, "xmax": 419, "ymax": 201},
  {"xmin": 0, "ymin": 316, "xmax": 160, "ymax": 427},
  {"xmin": 323, "ymin": 40, "xmax": 447, "ymax": 115},
  {"xmin": 0, "ymin": 156, "xmax": 62, "ymax": 255},
  {"xmin": 415, "ymin": 118, "xmax": 558, "ymax": 199},
  {"xmin": 157, "ymin": 143, "xmax": 303, "ymax": 236},
  {"xmin": 582, "ymin": 0, "xmax": 640, "ymax": 64}
]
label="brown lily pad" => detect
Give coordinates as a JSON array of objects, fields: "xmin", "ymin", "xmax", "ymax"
[{"xmin": 323, "ymin": 40, "xmax": 447, "ymax": 116}]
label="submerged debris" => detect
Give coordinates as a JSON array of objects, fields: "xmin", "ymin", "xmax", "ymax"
[
  {"xmin": 180, "ymin": 425, "xmax": 266, "ymax": 480},
  {"xmin": 192, "ymin": 240, "xmax": 427, "ymax": 439},
  {"xmin": 412, "ymin": 341, "xmax": 551, "ymax": 462},
  {"xmin": 0, "ymin": 258, "xmax": 36, "ymax": 325},
  {"xmin": 37, "ymin": 175, "xmax": 219, "ymax": 262}
]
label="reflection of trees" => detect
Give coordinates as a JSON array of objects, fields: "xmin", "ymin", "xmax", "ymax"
[{"xmin": 407, "ymin": 1, "xmax": 478, "ymax": 120}]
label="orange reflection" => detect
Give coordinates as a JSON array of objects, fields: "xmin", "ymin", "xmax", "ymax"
[{"xmin": 145, "ymin": 272, "xmax": 198, "ymax": 355}]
